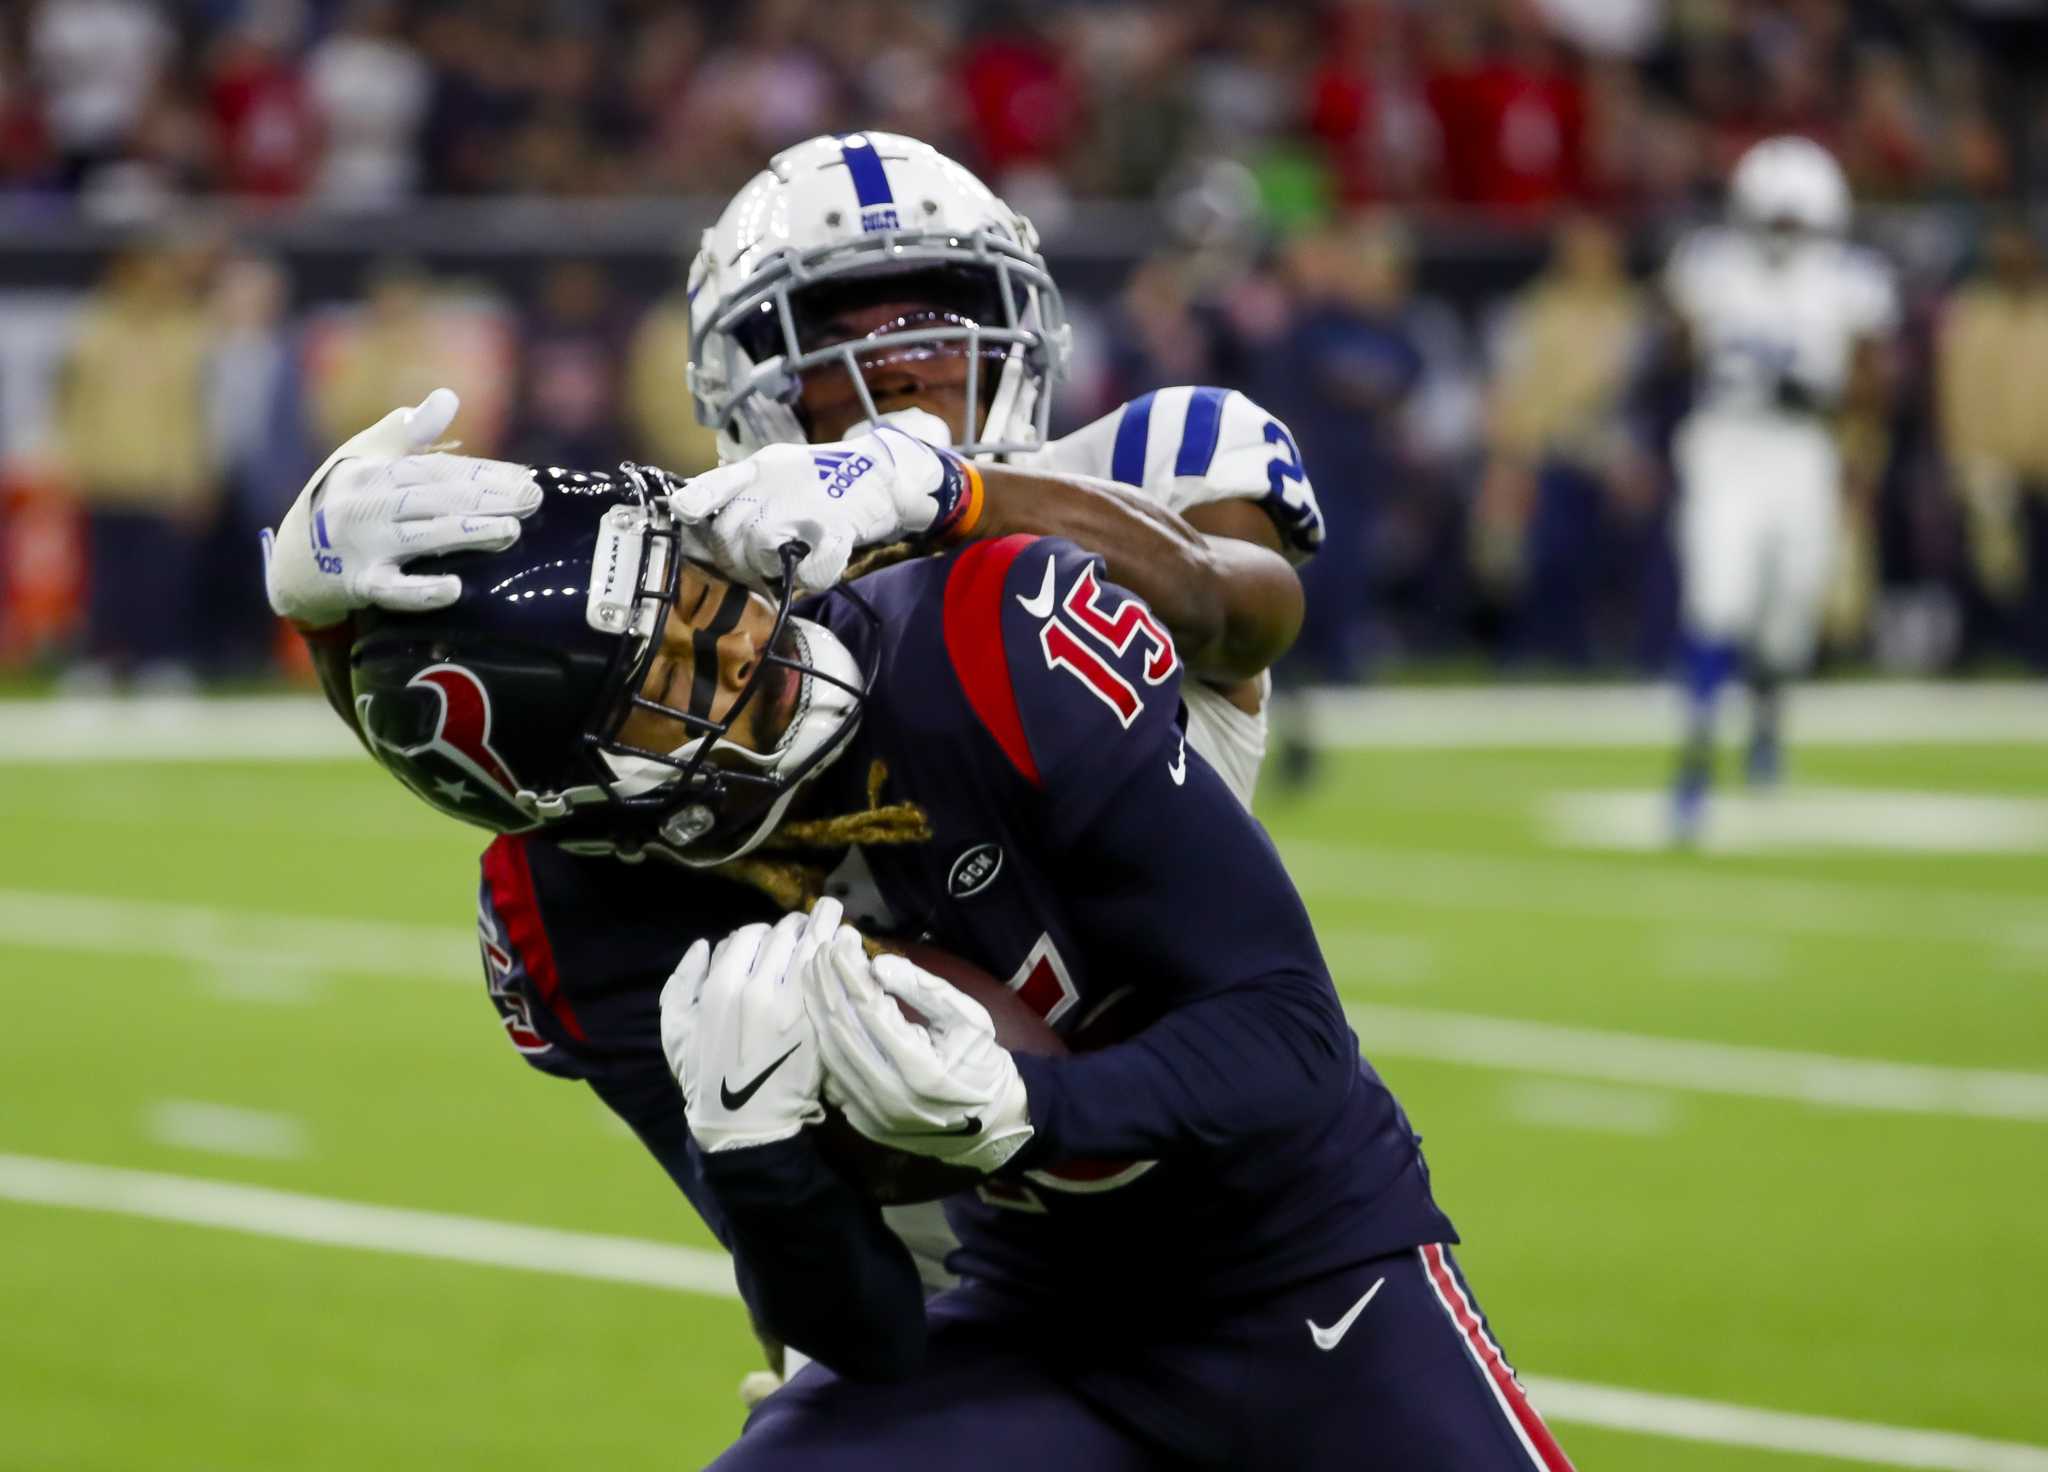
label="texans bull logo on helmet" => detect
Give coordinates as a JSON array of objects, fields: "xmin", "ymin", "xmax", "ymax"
[{"xmin": 356, "ymin": 664, "xmax": 538, "ymax": 832}]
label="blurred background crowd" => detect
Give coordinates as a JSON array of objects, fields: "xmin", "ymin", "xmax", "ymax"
[{"xmin": 0, "ymin": 0, "xmax": 2045, "ymax": 688}]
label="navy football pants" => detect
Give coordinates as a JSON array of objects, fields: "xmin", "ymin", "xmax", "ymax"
[{"xmin": 711, "ymin": 1244, "xmax": 1575, "ymax": 1471}]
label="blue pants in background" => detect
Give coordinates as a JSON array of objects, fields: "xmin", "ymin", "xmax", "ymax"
[{"xmin": 83, "ymin": 507, "xmax": 202, "ymax": 673}]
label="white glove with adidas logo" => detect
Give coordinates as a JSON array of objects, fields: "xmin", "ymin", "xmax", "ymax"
[
  {"xmin": 663, "ymin": 409, "xmax": 971, "ymax": 596},
  {"xmin": 263, "ymin": 388, "xmax": 541, "ymax": 628}
]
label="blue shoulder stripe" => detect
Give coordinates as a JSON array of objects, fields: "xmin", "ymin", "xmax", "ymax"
[
  {"xmin": 837, "ymin": 134, "xmax": 894, "ymax": 208},
  {"xmin": 1174, "ymin": 386, "xmax": 1228, "ymax": 477},
  {"xmin": 1111, "ymin": 392, "xmax": 1156, "ymax": 487}
]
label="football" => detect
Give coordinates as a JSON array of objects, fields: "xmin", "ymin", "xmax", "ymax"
[{"xmin": 811, "ymin": 941, "xmax": 1064, "ymax": 1205}]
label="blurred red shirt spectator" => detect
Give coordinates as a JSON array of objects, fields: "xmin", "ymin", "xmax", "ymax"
[
  {"xmin": 1425, "ymin": 12, "xmax": 1585, "ymax": 213},
  {"xmin": 1308, "ymin": 1, "xmax": 1437, "ymax": 206},
  {"xmin": 208, "ymin": 24, "xmax": 315, "ymax": 197},
  {"xmin": 960, "ymin": 14, "xmax": 1084, "ymax": 179}
]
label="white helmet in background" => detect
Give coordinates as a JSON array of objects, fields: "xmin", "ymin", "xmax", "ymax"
[
  {"xmin": 686, "ymin": 132, "xmax": 1072, "ymax": 465},
  {"xmin": 1729, "ymin": 135, "xmax": 1852, "ymax": 237}
]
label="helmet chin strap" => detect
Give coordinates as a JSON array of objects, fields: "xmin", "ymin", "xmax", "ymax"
[{"xmin": 599, "ymin": 616, "xmax": 864, "ymax": 861}]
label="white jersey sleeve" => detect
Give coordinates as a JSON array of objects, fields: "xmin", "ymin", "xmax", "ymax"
[
  {"xmin": 1666, "ymin": 228, "xmax": 1897, "ymax": 414},
  {"xmin": 1028, "ymin": 386, "xmax": 1326, "ymax": 564}
]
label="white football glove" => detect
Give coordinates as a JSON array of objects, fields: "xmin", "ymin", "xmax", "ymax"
[
  {"xmin": 802, "ymin": 930, "xmax": 1033, "ymax": 1176},
  {"xmin": 262, "ymin": 388, "xmax": 542, "ymax": 628},
  {"xmin": 659, "ymin": 901, "xmax": 847, "ymax": 1154},
  {"xmin": 665, "ymin": 409, "xmax": 965, "ymax": 595}
]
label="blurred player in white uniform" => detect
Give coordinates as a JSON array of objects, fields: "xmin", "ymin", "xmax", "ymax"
[{"xmin": 1664, "ymin": 136, "xmax": 1897, "ymax": 839}]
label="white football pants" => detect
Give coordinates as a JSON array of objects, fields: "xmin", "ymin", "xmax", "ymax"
[{"xmin": 1675, "ymin": 412, "xmax": 1841, "ymax": 675}]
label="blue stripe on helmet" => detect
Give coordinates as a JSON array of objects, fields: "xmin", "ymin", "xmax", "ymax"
[
  {"xmin": 838, "ymin": 135, "xmax": 894, "ymax": 208},
  {"xmin": 1174, "ymin": 386, "xmax": 1228, "ymax": 477},
  {"xmin": 1110, "ymin": 392, "xmax": 1156, "ymax": 487}
]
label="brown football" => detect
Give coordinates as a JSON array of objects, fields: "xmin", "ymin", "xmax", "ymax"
[{"xmin": 811, "ymin": 942, "xmax": 1065, "ymax": 1205}]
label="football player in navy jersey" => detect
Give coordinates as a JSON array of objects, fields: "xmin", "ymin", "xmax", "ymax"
[
  {"xmin": 263, "ymin": 129, "xmax": 1328, "ymax": 1405},
  {"xmin": 264, "ymin": 132, "xmax": 1576, "ymax": 1466},
  {"xmin": 331, "ymin": 473, "xmax": 1573, "ymax": 1471}
]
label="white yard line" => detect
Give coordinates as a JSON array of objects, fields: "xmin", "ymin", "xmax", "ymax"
[
  {"xmin": 0, "ymin": 1151, "xmax": 734, "ymax": 1298},
  {"xmin": 144, "ymin": 1100, "xmax": 308, "ymax": 1160},
  {"xmin": 0, "ymin": 1152, "xmax": 2041, "ymax": 1471},
  {"xmin": 1344, "ymin": 1002, "xmax": 2048, "ymax": 1124},
  {"xmin": 1288, "ymin": 842, "xmax": 2048, "ymax": 955},
  {"xmin": 1522, "ymin": 1377, "xmax": 2048, "ymax": 1471},
  {"xmin": 1543, "ymin": 787, "xmax": 2048, "ymax": 856},
  {"xmin": 1, "ymin": 682, "xmax": 2043, "ymax": 764},
  {"xmin": 5, "ymin": 888, "xmax": 2044, "ymax": 1125},
  {"xmin": 1303, "ymin": 681, "xmax": 2048, "ymax": 748},
  {"xmin": 1499, "ymin": 1079, "xmax": 1680, "ymax": 1136},
  {"xmin": 0, "ymin": 888, "xmax": 475, "ymax": 981},
  {"xmin": 0, "ymin": 696, "xmax": 360, "ymax": 763}
]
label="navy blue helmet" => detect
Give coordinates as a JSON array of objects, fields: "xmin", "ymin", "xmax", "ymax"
[{"xmin": 348, "ymin": 465, "xmax": 870, "ymax": 863}]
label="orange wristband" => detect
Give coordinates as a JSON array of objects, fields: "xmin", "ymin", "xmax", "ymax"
[{"xmin": 936, "ymin": 455, "xmax": 986, "ymax": 545}]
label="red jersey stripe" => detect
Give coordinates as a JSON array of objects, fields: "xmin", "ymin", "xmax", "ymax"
[
  {"xmin": 480, "ymin": 834, "xmax": 588, "ymax": 1042},
  {"xmin": 1421, "ymin": 1243, "xmax": 1577, "ymax": 1471},
  {"xmin": 942, "ymin": 533, "xmax": 1043, "ymax": 787}
]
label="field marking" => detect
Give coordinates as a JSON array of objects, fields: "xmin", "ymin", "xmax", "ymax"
[
  {"xmin": 1345, "ymin": 1002, "xmax": 2048, "ymax": 1124},
  {"xmin": 144, "ymin": 1100, "xmax": 308, "ymax": 1160},
  {"xmin": 4, "ymin": 886, "xmax": 2043, "ymax": 1125},
  {"xmin": 1303, "ymin": 680, "xmax": 2048, "ymax": 748},
  {"xmin": 1651, "ymin": 931, "xmax": 1792, "ymax": 983},
  {"xmin": 1, "ymin": 1151, "xmax": 2041, "ymax": 1472},
  {"xmin": 0, "ymin": 696, "xmax": 360, "ymax": 763},
  {"xmin": 1287, "ymin": 842, "xmax": 2048, "ymax": 956},
  {"xmin": 1, "ymin": 682, "xmax": 2044, "ymax": 765},
  {"xmin": 0, "ymin": 1151, "xmax": 735, "ymax": 1298},
  {"xmin": 1500, "ymin": 1080, "xmax": 1679, "ymax": 1136},
  {"xmin": 1544, "ymin": 787, "xmax": 2048, "ymax": 855},
  {"xmin": 0, "ymin": 888, "xmax": 476, "ymax": 982},
  {"xmin": 1523, "ymin": 1378, "xmax": 2048, "ymax": 1471}
]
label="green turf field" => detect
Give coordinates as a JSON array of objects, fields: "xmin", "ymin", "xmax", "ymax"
[{"xmin": 2, "ymin": 722, "xmax": 2044, "ymax": 1470}]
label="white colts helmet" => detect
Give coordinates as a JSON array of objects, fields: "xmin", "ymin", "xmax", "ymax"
[
  {"xmin": 686, "ymin": 132, "xmax": 1071, "ymax": 465},
  {"xmin": 1729, "ymin": 135, "xmax": 1851, "ymax": 237}
]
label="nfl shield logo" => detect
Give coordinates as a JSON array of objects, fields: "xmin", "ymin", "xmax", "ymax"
[{"xmin": 947, "ymin": 842, "xmax": 1003, "ymax": 900}]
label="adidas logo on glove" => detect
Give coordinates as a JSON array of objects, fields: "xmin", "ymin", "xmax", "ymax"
[{"xmin": 813, "ymin": 451, "xmax": 878, "ymax": 500}]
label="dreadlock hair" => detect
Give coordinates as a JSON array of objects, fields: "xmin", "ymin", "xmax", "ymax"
[
  {"xmin": 720, "ymin": 758, "xmax": 931, "ymax": 925},
  {"xmin": 714, "ymin": 542, "xmax": 940, "ymax": 937},
  {"xmin": 842, "ymin": 540, "xmax": 919, "ymax": 581}
]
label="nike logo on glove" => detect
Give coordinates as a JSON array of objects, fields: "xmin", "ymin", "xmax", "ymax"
[
  {"xmin": 1306, "ymin": 1277, "xmax": 1384, "ymax": 1351},
  {"xmin": 719, "ymin": 1043, "xmax": 803, "ymax": 1110}
]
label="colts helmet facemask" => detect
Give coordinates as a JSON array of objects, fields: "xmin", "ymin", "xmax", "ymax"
[
  {"xmin": 687, "ymin": 131, "xmax": 1073, "ymax": 463},
  {"xmin": 349, "ymin": 467, "xmax": 869, "ymax": 865}
]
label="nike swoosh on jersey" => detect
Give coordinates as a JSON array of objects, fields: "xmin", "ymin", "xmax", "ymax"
[
  {"xmin": 1015, "ymin": 554, "xmax": 1058, "ymax": 618},
  {"xmin": 1167, "ymin": 729, "xmax": 1187, "ymax": 786},
  {"xmin": 1306, "ymin": 1276, "xmax": 1384, "ymax": 1351},
  {"xmin": 719, "ymin": 1042, "xmax": 803, "ymax": 1110}
]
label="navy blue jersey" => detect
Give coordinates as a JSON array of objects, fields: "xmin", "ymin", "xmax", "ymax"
[
  {"xmin": 475, "ymin": 535, "xmax": 1452, "ymax": 1368},
  {"xmin": 807, "ymin": 535, "xmax": 1453, "ymax": 1308},
  {"xmin": 476, "ymin": 833, "xmax": 929, "ymax": 1377}
]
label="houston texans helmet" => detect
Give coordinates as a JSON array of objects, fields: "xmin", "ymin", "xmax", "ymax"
[
  {"xmin": 687, "ymin": 131, "xmax": 1072, "ymax": 465},
  {"xmin": 348, "ymin": 465, "xmax": 869, "ymax": 865}
]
